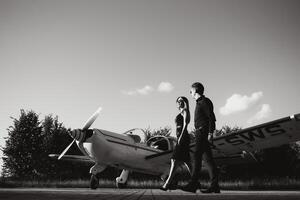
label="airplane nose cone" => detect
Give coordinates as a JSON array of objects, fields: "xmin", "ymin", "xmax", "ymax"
[
  {"xmin": 70, "ymin": 129, "xmax": 85, "ymax": 142},
  {"xmin": 69, "ymin": 129, "xmax": 94, "ymax": 142}
]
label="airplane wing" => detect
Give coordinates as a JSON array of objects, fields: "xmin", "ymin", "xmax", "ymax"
[
  {"xmin": 211, "ymin": 113, "xmax": 300, "ymax": 156},
  {"xmin": 145, "ymin": 150, "xmax": 173, "ymax": 160},
  {"xmin": 144, "ymin": 144, "xmax": 257, "ymax": 166},
  {"xmin": 145, "ymin": 113, "xmax": 300, "ymax": 165},
  {"xmin": 48, "ymin": 154, "xmax": 95, "ymax": 164}
]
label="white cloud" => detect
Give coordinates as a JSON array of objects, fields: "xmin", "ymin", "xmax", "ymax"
[
  {"xmin": 158, "ymin": 82, "xmax": 174, "ymax": 93},
  {"xmin": 122, "ymin": 85, "xmax": 154, "ymax": 96},
  {"xmin": 122, "ymin": 82, "xmax": 174, "ymax": 96},
  {"xmin": 137, "ymin": 85, "xmax": 154, "ymax": 95},
  {"xmin": 247, "ymin": 104, "xmax": 272, "ymax": 124},
  {"xmin": 220, "ymin": 92, "xmax": 263, "ymax": 115}
]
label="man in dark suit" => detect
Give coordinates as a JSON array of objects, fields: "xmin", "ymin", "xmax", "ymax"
[{"xmin": 182, "ymin": 82, "xmax": 220, "ymax": 193}]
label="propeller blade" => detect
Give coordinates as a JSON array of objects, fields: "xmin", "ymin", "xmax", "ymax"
[
  {"xmin": 82, "ymin": 107, "xmax": 102, "ymax": 130},
  {"xmin": 58, "ymin": 139, "xmax": 75, "ymax": 160},
  {"xmin": 58, "ymin": 107, "xmax": 101, "ymax": 160}
]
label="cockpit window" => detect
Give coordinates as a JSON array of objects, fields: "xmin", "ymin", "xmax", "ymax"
[
  {"xmin": 146, "ymin": 136, "xmax": 171, "ymax": 151},
  {"xmin": 128, "ymin": 134, "xmax": 141, "ymax": 143},
  {"xmin": 123, "ymin": 128, "xmax": 146, "ymax": 143}
]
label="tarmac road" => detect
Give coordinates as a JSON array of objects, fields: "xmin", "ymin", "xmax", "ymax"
[{"xmin": 0, "ymin": 188, "xmax": 300, "ymax": 200}]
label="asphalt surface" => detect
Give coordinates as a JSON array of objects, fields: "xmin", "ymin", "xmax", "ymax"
[{"xmin": 1, "ymin": 188, "xmax": 300, "ymax": 200}]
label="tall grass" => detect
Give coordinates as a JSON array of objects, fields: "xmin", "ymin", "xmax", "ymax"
[
  {"xmin": 0, "ymin": 178, "xmax": 113, "ymax": 188},
  {"xmin": 1, "ymin": 177, "xmax": 300, "ymax": 190},
  {"xmin": 219, "ymin": 177, "xmax": 300, "ymax": 190}
]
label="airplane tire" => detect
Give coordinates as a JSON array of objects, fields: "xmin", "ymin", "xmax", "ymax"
[
  {"xmin": 90, "ymin": 174, "xmax": 99, "ymax": 189},
  {"xmin": 116, "ymin": 182, "xmax": 127, "ymax": 189}
]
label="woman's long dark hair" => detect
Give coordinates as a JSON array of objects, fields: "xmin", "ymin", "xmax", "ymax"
[{"xmin": 176, "ymin": 96, "xmax": 190, "ymax": 124}]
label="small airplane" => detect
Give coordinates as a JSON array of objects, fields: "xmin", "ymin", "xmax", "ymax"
[{"xmin": 49, "ymin": 107, "xmax": 300, "ymax": 189}]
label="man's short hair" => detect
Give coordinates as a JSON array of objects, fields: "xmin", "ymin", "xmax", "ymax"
[{"xmin": 191, "ymin": 82, "xmax": 204, "ymax": 95}]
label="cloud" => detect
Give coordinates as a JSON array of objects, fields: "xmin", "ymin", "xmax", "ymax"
[
  {"xmin": 122, "ymin": 85, "xmax": 154, "ymax": 96},
  {"xmin": 137, "ymin": 85, "xmax": 154, "ymax": 95},
  {"xmin": 247, "ymin": 104, "xmax": 272, "ymax": 124},
  {"xmin": 122, "ymin": 82, "xmax": 174, "ymax": 96},
  {"xmin": 220, "ymin": 92, "xmax": 263, "ymax": 115},
  {"xmin": 158, "ymin": 82, "xmax": 174, "ymax": 93}
]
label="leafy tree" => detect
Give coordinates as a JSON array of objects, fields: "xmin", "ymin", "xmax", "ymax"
[
  {"xmin": 143, "ymin": 126, "xmax": 172, "ymax": 142},
  {"xmin": 2, "ymin": 110, "xmax": 90, "ymax": 180},
  {"xmin": 142, "ymin": 127, "xmax": 152, "ymax": 143},
  {"xmin": 40, "ymin": 115, "xmax": 89, "ymax": 179},
  {"xmin": 215, "ymin": 125, "xmax": 242, "ymax": 137},
  {"xmin": 152, "ymin": 127, "xmax": 172, "ymax": 137},
  {"xmin": 2, "ymin": 110, "xmax": 43, "ymax": 179},
  {"xmin": 188, "ymin": 125, "xmax": 242, "ymax": 143}
]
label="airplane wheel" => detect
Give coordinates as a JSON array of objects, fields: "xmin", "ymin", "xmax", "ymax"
[
  {"xmin": 116, "ymin": 182, "xmax": 127, "ymax": 189},
  {"xmin": 90, "ymin": 174, "xmax": 99, "ymax": 189}
]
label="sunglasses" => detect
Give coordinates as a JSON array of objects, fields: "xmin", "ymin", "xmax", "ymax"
[{"xmin": 177, "ymin": 98, "xmax": 183, "ymax": 102}]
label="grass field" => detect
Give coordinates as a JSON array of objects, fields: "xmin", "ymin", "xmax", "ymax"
[{"xmin": 1, "ymin": 177, "xmax": 300, "ymax": 190}]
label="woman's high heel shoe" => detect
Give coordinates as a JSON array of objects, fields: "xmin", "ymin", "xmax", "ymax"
[
  {"xmin": 160, "ymin": 185, "xmax": 169, "ymax": 191},
  {"xmin": 160, "ymin": 183, "xmax": 177, "ymax": 191}
]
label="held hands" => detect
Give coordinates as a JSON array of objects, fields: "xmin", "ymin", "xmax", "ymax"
[{"xmin": 208, "ymin": 132, "xmax": 214, "ymax": 144}]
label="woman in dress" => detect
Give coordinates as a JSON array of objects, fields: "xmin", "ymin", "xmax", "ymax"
[{"xmin": 161, "ymin": 96, "xmax": 191, "ymax": 190}]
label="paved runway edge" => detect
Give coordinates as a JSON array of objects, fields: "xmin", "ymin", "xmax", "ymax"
[{"xmin": 1, "ymin": 188, "xmax": 300, "ymax": 200}]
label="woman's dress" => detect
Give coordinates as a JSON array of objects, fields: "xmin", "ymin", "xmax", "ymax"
[{"xmin": 171, "ymin": 113, "xmax": 190, "ymax": 163}]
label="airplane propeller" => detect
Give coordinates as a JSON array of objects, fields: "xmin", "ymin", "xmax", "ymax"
[{"xmin": 58, "ymin": 107, "xmax": 102, "ymax": 160}]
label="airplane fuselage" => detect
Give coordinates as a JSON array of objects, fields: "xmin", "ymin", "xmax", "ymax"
[{"xmin": 78, "ymin": 129, "xmax": 170, "ymax": 175}]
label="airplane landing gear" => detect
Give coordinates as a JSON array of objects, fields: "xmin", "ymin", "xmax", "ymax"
[
  {"xmin": 116, "ymin": 169, "xmax": 129, "ymax": 188},
  {"xmin": 116, "ymin": 181, "xmax": 127, "ymax": 189},
  {"xmin": 89, "ymin": 164, "xmax": 106, "ymax": 189}
]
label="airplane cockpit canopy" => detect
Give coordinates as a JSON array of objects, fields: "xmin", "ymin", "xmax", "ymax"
[
  {"xmin": 123, "ymin": 128, "xmax": 176, "ymax": 151},
  {"xmin": 146, "ymin": 136, "xmax": 175, "ymax": 151},
  {"xmin": 123, "ymin": 128, "xmax": 146, "ymax": 143}
]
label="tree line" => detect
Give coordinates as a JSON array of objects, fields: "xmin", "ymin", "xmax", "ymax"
[{"xmin": 1, "ymin": 109, "xmax": 300, "ymax": 180}]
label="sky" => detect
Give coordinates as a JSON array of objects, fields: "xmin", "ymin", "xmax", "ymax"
[{"xmin": 0, "ymin": 0, "xmax": 299, "ymax": 173}]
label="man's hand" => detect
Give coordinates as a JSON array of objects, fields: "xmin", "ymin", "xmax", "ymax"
[{"xmin": 208, "ymin": 133, "xmax": 213, "ymax": 144}]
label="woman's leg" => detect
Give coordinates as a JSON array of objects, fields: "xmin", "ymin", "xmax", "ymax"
[{"xmin": 163, "ymin": 159, "xmax": 179, "ymax": 188}]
